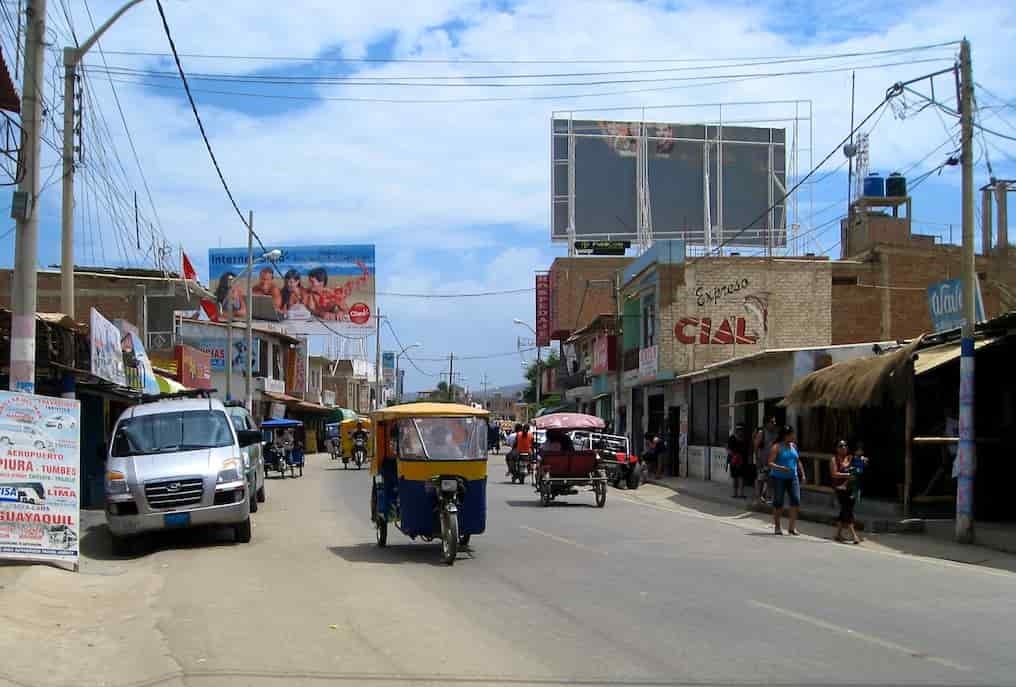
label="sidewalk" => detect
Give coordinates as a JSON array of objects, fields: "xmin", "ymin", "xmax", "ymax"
[{"xmin": 645, "ymin": 474, "xmax": 1016, "ymax": 566}]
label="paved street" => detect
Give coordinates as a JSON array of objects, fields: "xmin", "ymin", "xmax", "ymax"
[{"xmin": 2, "ymin": 453, "xmax": 1015, "ymax": 687}]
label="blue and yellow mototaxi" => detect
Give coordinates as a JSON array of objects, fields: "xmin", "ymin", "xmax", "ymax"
[{"xmin": 370, "ymin": 403, "xmax": 488, "ymax": 565}]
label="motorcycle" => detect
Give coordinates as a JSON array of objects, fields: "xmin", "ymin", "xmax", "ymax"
[
  {"xmin": 508, "ymin": 451, "xmax": 530, "ymax": 484},
  {"xmin": 353, "ymin": 435, "xmax": 367, "ymax": 470}
]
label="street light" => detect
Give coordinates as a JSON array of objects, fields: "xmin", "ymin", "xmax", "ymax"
[
  {"xmin": 394, "ymin": 342, "xmax": 421, "ymax": 404},
  {"xmin": 513, "ymin": 319, "xmax": 541, "ymax": 406},
  {"xmin": 225, "ymin": 249, "xmax": 282, "ymax": 403},
  {"xmin": 61, "ymin": 0, "xmax": 148, "ymax": 319}
]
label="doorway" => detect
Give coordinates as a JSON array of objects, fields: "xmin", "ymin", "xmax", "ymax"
[{"xmin": 631, "ymin": 389, "xmax": 644, "ymax": 455}]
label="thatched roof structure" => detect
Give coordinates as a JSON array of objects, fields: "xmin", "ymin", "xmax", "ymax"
[{"xmin": 782, "ymin": 338, "xmax": 922, "ymax": 409}]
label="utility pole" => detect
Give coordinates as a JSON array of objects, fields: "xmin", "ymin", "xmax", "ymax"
[
  {"xmin": 60, "ymin": 0, "xmax": 147, "ymax": 318},
  {"xmin": 956, "ymin": 38, "xmax": 976, "ymax": 544},
  {"xmin": 9, "ymin": 0, "xmax": 47, "ymax": 394},
  {"xmin": 374, "ymin": 308, "xmax": 382, "ymax": 409},
  {"xmin": 448, "ymin": 353, "xmax": 455, "ymax": 401},
  {"xmin": 225, "ymin": 282, "xmax": 233, "ymax": 401},
  {"xmin": 244, "ymin": 211, "xmax": 254, "ymax": 411}
]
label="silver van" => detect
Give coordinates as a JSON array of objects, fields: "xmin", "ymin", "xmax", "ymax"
[{"xmin": 105, "ymin": 397, "xmax": 262, "ymax": 554}]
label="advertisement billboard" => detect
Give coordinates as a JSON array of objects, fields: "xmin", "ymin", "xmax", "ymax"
[
  {"xmin": 551, "ymin": 119, "xmax": 786, "ymax": 247},
  {"xmin": 382, "ymin": 351, "xmax": 395, "ymax": 386},
  {"xmin": 90, "ymin": 309, "xmax": 126, "ymax": 387},
  {"xmin": 927, "ymin": 278, "xmax": 986, "ymax": 333},
  {"xmin": 208, "ymin": 244, "xmax": 376, "ymax": 337},
  {"xmin": 0, "ymin": 391, "xmax": 80, "ymax": 570},
  {"xmin": 288, "ymin": 338, "xmax": 308, "ymax": 396},
  {"xmin": 185, "ymin": 337, "xmax": 262, "ymax": 375},
  {"xmin": 175, "ymin": 345, "xmax": 212, "ymax": 389},
  {"xmin": 535, "ymin": 274, "xmax": 551, "ymax": 347}
]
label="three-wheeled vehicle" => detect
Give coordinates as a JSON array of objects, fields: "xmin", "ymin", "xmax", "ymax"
[
  {"xmin": 340, "ymin": 417, "xmax": 371, "ymax": 470},
  {"xmin": 571, "ymin": 430, "xmax": 641, "ymax": 489},
  {"xmin": 261, "ymin": 418, "xmax": 305, "ymax": 478},
  {"xmin": 370, "ymin": 403, "xmax": 488, "ymax": 565},
  {"xmin": 532, "ymin": 413, "xmax": 608, "ymax": 507}
]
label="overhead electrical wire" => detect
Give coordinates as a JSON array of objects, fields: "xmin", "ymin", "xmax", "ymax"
[
  {"xmin": 376, "ymin": 287, "xmax": 533, "ymax": 298},
  {"xmin": 382, "ymin": 318, "xmax": 440, "ymax": 377},
  {"xmin": 83, "ymin": 56, "xmax": 953, "ymax": 89},
  {"xmin": 94, "ymin": 40, "xmax": 959, "ymax": 65}
]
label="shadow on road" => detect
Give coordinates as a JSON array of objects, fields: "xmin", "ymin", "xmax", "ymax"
[
  {"xmin": 327, "ymin": 543, "xmax": 466, "ymax": 566},
  {"xmin": 504, "ymin": 499, "xmax": 599, "ymax": 509},
  {"xmin": 80, "ymin": 520, "xmax": 242, "ymax": 562}
]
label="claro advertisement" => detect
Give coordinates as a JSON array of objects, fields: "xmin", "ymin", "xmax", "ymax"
[{"xmin": 0, "ymin": 391, "xmax": 81, "ymax": 570}]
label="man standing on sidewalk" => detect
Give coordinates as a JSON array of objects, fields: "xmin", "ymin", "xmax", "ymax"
[{"xmin": 755, "ymin": 416, "xmax": 779, "ymax": 504}]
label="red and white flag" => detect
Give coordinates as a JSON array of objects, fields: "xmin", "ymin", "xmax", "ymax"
[{"xmin": 181, "ymin": 250, "xmax": 220, "ymax": 322}]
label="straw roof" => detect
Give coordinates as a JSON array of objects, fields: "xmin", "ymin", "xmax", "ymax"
[{"xmin": 782, "ymin": 338, "xmax": 922, "ymax": 409}]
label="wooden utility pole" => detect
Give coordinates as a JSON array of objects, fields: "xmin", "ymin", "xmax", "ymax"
[
  {"xmin": 956, "ymin": 38, "xmax": 976, "ymax": 544},
  {"xmin": 447, "ymin": 353, "xmax": 455, "ymax": 401}
]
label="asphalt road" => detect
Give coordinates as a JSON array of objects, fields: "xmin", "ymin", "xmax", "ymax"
[{"xmin": 4, "ymin": 452, "xmax": 1016, "ymax": 687}]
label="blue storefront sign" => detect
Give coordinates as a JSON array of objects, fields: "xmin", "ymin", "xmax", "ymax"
[{"xmin": 927, "ymin": 279, "xmax": 985, "ymax": 333}]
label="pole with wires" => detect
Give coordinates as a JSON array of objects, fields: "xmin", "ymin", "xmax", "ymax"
[
  {"xmin": 448, "ymin": 353, "xmax": 455, "ymax": 402},
  {"xmin": 9, "ymin": 0, "xmax": 47, "ymax": 394},
  {"xmin": 374, "ymin": 308, "xmax": 382, "ymax": 409},
  {"xmin": 956, "ymin": 38, "xmax": 976, "ymax": 544},
  {"xmin": 245, "ymin": 211, "xmax": 254, "ymax": 411}
]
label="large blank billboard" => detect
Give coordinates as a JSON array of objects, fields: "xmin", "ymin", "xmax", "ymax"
[{"xmin": 552, "ymin": 119, "xmax": 786, "ymax": 247}]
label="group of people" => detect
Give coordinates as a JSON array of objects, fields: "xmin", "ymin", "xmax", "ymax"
[
  {"xmin": 727, "ymin": 417, "xmax": 869, "ymax": 541},
  {"xmin": 215, "ymin": 260, "xmax": 371, "ymax": 322}
]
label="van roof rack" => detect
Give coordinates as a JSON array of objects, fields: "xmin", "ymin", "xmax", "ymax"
[{"xmin": 140, "ymin": 388, "xmax": 218, "ymax": 403}]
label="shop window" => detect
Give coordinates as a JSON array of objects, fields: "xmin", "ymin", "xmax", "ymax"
[
  {"xmin": 733, "ymin": 389, "xmax": 759, "ymax": 432},
  {"xmin": 690, "ymin": 376, "xmax": 731, "ymax": 445},
  {"xmin": 642, "ymin": 294, "xmax": 656, "ymax": 348}
]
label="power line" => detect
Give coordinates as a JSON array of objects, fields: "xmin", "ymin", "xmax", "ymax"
[
  {"xmin": 94, "ymin": 41, "xmax": 960, "ymax": 66},
  {"xmin": 377, "ymin": 287, "xmax": 533, "ymax": 298},
  {"xmin": 82, "ymin": 56, "xmax": 953, "ymax": 89},
  {"xmin": 692, "ymin": 97, "xmax": 892, "ymax": 262},
  {"xmin": 382, "ymin": 318, "xmax": 439, "ymax": 377},
  {"xmin": 153, "ymin": 0, "xmax": 251, "ymax": 235}
]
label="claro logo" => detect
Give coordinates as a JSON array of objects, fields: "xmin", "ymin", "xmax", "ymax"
[{"xmin": 929, "ymin": 283, "xmax": 962, "ymax": 317}]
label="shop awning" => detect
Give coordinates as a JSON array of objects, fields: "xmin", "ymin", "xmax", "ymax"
[
  {"xmin": 155, "ymin": 374, "xmax": 188, "ymax": 394},
  {"xmin": 913, "ymin": 337, "xmax": 1001, "ymax": 375}
]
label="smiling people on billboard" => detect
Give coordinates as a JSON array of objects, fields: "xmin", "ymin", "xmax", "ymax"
[{"xmin": 208, "ymin": 245, "xmax": 376, "ymax": 336}]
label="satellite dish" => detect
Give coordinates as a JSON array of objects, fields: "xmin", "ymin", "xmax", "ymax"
[{"xmin": 843, "ymin": 143, "xmax": 857, "ymax": 158}]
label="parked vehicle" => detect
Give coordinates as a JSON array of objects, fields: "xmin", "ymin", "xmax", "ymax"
[
  {"xmin": 571, "ymin": 430, "xmax": 641, "ymax": 489},
  {"xmin": 225, "ymin": 403, "xmax": 267, "ymax": 513},
  {"xmin": 261, "ymin": 418, "xmax": 305, "ymax": 478},
  {"xmin": 104, "ymin": 397, "xmax": 262, "ymax": 554},
  {"xmin": 532, "ymin": 413, "xmax": 608, "ymax": 507},
  {"xmin": 0, "ymin": 422, "xmax": 55, "ymax": 451},
  {"xmin": 370, "ymin": 402, "xmax": 489, "ymax": 565}
]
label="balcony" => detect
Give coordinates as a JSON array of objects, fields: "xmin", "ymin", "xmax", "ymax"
[{"xmin": 556, "ymin": 368, "xmax": 590, "ymax": 392}]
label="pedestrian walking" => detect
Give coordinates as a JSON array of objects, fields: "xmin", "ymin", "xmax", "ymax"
[
  {"xmin": 755, "ymin": 416, "xmax": 779, "ymax": 504},
  {"xmin": 830, "ymin": 440, "xmax": 863, "ymax": 544},
  {"xmin": 726, "ymin": 424, "xmax": 749, "ymax": 498},
  {"xmin": 767, "ymin": 425, "xmax": 805, "ymax": 535}
]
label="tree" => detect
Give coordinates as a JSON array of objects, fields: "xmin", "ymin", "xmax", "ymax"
[{"xmin": 522, "ymin": 351, "xmax": 559, "ymax": 405}]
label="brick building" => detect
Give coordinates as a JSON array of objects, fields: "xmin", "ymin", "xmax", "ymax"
[{"xmin": 547, "ymin": 257, "xmax": 632, "ymax": 341}]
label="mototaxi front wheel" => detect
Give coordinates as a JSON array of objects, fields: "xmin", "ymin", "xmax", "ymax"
[{"xmin": 440, "ymin": 512, "xmax": 458, "ymax": 565}]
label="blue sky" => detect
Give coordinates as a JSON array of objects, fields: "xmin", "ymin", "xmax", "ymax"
[{"xmin": 1, "ymin": 0, "xmax": 1013, "ymax": 393}]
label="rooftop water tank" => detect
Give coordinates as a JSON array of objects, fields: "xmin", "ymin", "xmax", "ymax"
[
  {"xmin": 886, "ymin": 172, "xmax": 907, "ymax": 197},
  {"xmin": 863, "ymin": 172, "xmax": 885, "ymax": 198}
]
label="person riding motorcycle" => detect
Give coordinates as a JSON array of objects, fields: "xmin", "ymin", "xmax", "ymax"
[
  {"xmin": 352, "ymin": 422, "xmax": 369, "ymax": 466},
  {"xmin": 508, "ymin": 424, "xmax": 533, "ymax": 478}
]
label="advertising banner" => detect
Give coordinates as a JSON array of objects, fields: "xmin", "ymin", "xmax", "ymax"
[
  {"xmin": 0, "ymin": 391, "xmax": 80, "ymax": 570},
  {"xmin": 382, "ymin": 351, "xmax": 395, "ymax": 386},
  {"xmin": 185, "ymin": 338, "xmax": 262, "ymax": 375},
  {"xmin": 90, "ymin": 308, "xmax": 127, "ymax": 387},
  {"xmin": 638, "ymin": 345, "xmax": 658, "ymax": 381},
  {"xmin": 114, "ymin": 320, "xmax": 160, "ymax": 395},
  {"xmin": 927, "ymin": 278, "xmax": 986, "ymax": 333},
  {"xmin": 592, "ymin": 335, "xmax": 613, "ymax": 374},
  {"xmin": 208, "ymin": 244, "xmax": 375, "ymax": 337},
  {"xmin": 176, "ymin": 345, "xmax": 212, "ymax": 389},
  {"xmin": 535, "ymin": 274, "xmax": 551, "ymax": 347}
]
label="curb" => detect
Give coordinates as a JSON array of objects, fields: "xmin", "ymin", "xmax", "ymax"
[{"xmin": 644, "ymin": 479, "xmax": 929, "ymax": 534}]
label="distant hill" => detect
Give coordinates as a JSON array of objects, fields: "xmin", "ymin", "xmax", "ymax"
[{"xmin": 471, "ymin": 383, "xmax": 525, "ymax": 401}]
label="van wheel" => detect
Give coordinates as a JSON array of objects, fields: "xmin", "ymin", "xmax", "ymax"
[
  {"xmin": 234, "ymin": 517, "xmax": 252, "ymax": 543},
  {"xmin": 249, "ymin": 490, "xmax": 258, "ymax": 513}
]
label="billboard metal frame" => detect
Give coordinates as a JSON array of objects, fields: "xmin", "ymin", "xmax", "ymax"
[{"xmin": 551, "ymin": 99, "xmax": 813, "ymax": 257}]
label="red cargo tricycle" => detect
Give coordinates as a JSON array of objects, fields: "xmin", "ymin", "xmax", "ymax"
[{"xmin": 531, "ymin": 413, "xmax": 608, "ymax": 508}]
